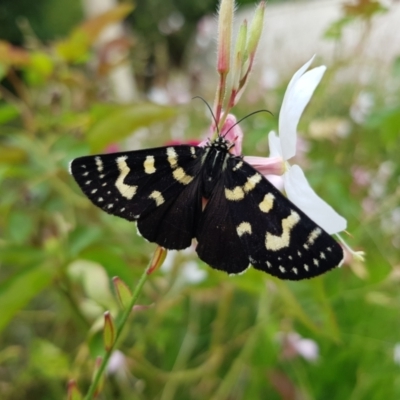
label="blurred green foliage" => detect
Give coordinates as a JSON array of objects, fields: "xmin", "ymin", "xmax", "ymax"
[{"xmin": 0, "ymin": 1, "xmax": 400, "ymax": 399}]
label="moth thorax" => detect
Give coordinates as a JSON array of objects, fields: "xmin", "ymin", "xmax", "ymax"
[{"xmin": 201, "ymin": 146, "xmax": 229, "ymax": 198}]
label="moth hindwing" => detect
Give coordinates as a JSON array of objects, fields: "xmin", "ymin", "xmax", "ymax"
[{"xmin": 70, "ymin": 137, "xmax": 344, "ymax": 280}]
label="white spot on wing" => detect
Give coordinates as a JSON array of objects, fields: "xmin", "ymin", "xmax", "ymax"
[
  {"xmin": 91, "ymin": 189, "xmax": 97, "ymax": 194},
  {"xmin": 244, "ymin": 173, "xmax": 262, "ymax": 193},
  {"xmin": 265, "ymin": 211, "xmax": 300, "ymax": 251},
  {"xmin": 306, "ymin": 228, "xmax": 322, "ymax": 246},
  {"xmin": 85, "ymin": 180, "xmax": 91, "ymax": 185},
  {"xmin": 279, "ymin": 266, "xmax": 286, "ymax": 273},
  {"xmin": 167, "ymin": 147, "xmax": 178, "ymax": 167},
  {"xmin": 259, "ymin": 193, "xmax": 275, "ymax": 213},
  {"xmin": 225, "ymin": 173, "xmax": 261, "ymax": 201},
  {"xmin": 236, "ymin": 222, "xmax": 252, "ymax": 237},
  {"xmin": 233, "ymin": 161, "xmax": 243, "ymax": 171},
  {"xmin": 95, "ymin": 156, "xmax": 103, "ymax": 172},
  {"xmin": 172, "ymin": 168, "xmax": 193, "ymax": 185},
  {"xmin": 115, "ymin": 156, "xmax": 137, "ymax": 199},
  {"xmin": 225, "ymin": 186, "xmax": 245, "ymax": 201},
  {"xmin": 149, "ymin": 190, "xmax": 165, "ymax": 206},
  {"xmin": 144, "ymin": 155, "xmax": 156, "ymax": 174}
]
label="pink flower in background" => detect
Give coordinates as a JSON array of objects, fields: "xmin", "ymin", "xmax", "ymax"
[{"xmin": 279, "ymin": 332, "xmax": 319, "ymax": 362}]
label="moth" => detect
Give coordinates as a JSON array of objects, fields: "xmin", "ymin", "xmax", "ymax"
[{"xmin": 69, "ymin": 135, "xmax": 344, "ymax": 280}]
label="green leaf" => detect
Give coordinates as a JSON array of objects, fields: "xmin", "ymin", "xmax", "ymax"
[
  {"xmin": 7, "ymin": 210, "xmax": 36, "ymax": 245},
  {"xmin": 29, "ymin": 339, "xmax": 70, "ymax": 379},
  {"xmin": 67, "ymin": 260, "xmax": 117, "ymax": 311},
  {"xmin": 86, "ymin": 103, "xmax": 177, "ymax": 152},
  {"xmin": 0, "ymin": 264, "xmax": 55, "ymax": 333},
  {"xmin": 0, "ymin": 103, "xmax": 20, "ymax": 125},
  {"xmin": 366, "ymin": 107, "xmax": 400, "ymax": 149},
  {"xmin": 23, "ymin": 52, "xmax": 54, "ymax": 86},
  {"xmin": 55, "ymin": 4, "xmax": 134, "ymax": 63}
]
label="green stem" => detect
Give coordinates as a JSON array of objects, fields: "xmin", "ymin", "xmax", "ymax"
[{"xmin": 84, "ymin": 263, "xmax": 150, "ymax": 400}]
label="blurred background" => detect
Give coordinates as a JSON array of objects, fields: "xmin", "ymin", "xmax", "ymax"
[{"xmin": 0, "ymin": 0, "xmax": 400, "ymax": 399}]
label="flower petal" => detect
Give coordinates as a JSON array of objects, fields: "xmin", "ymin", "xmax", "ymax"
[
  {"xmin": 283, "ymin": 165, "xmax": 347, "ymax": 234},
  {"xmin": 268, "ymin": 131, "xmax": 282, "ymax": 158},
  {"xmin": 244, "ymin": 155, "xmax": 285, "ymax": 176},
  {"xmin": 221, "ymin": 114, "xmax": 243, "ymax": 155},
  {"xmin": 279, "ymin": 56, "xmax": 326, "ymax": 161}
]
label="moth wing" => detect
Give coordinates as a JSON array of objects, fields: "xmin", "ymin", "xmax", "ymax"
[
  {"xmin": 137, "ymin": 173, "xmax": 202, "ymax": 249},
  {"xmin": 69, "ymin": 145, "xmax": 203, "ymax": 222},
  {"xmin": 196, "ymin": 180, "xmax": 249, "ymax": 274},
  {"xmin": 223, "ymin": 158, "xmax": 344, "ymax": 280}
]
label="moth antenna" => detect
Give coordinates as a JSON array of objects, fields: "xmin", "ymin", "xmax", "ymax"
[
  {"xmin": 222, "ymin": 109, "xmax": 273, "ymax": 139},
  {"xmin": 192, "ymin": 96, "xmax": 220, "ymax": 135}
]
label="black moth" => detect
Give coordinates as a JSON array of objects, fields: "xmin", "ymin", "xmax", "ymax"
[{"xmin": 69, "ymin": 136, "xmax": 344, "ymax": 280}]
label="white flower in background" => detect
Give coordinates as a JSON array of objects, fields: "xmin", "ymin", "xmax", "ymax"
[
  {"xmin": 350, "ymin": 90, "xmax": 374, "ymax": 124},
  {"xmin": 162, "ymin": 250, "xmax": 207, "ymax": 284},
  {"xmin": 265, "ymin": 56, "xmax": 347, "ymax": 235}
]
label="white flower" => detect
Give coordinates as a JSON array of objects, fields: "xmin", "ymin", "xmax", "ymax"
[
  {"xmin": 162, "ymin": 250, "xmax": 207, "ymax": 284},
  {"xmin": 267, "ymin": 56, "xmax": 347, "ymax": 235}
]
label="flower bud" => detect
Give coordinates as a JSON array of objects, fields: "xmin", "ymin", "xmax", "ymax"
[
  {"xmin": 103, "ymin": 311, "xmax": 115, "ymax": 352},
  {"xmin": 232, "ymin": 20, "xmax": 248, "ymax": 91},
  {"xmin": 147, "ymin": 246, "xmax": 168, "ymax": 275},
  {"xmin": 112, "ymin": 276, "xmax": 133, "ymax": 309},
  {"xmin": 67, "ymin": 379, "xmax": 83, "ymax": 400},
  {"xmin": 217, "ymin": 0, "xmax": 234, "ymax": 74},
  {"xmin": 246, "ymin": 2, "xmax": 265, "ymax": 62}
]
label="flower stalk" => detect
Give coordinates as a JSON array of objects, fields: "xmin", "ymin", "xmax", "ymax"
[{"xmin": 84, "ymin": 256, "xmax": 155, "ymax": 400}]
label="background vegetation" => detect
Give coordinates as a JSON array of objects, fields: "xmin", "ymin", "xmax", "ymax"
[{"xmin": 0, "ymin": 0, "xmax": 399, "ymax": 399}]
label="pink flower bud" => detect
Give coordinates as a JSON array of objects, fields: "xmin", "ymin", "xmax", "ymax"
[
  {"xmin": 67, "ymin": 379, "xmax": 83, "ymax": 400},
  {"xmin": 217, "ymin": 0, "xmax": 233, "ymax": 74}
]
